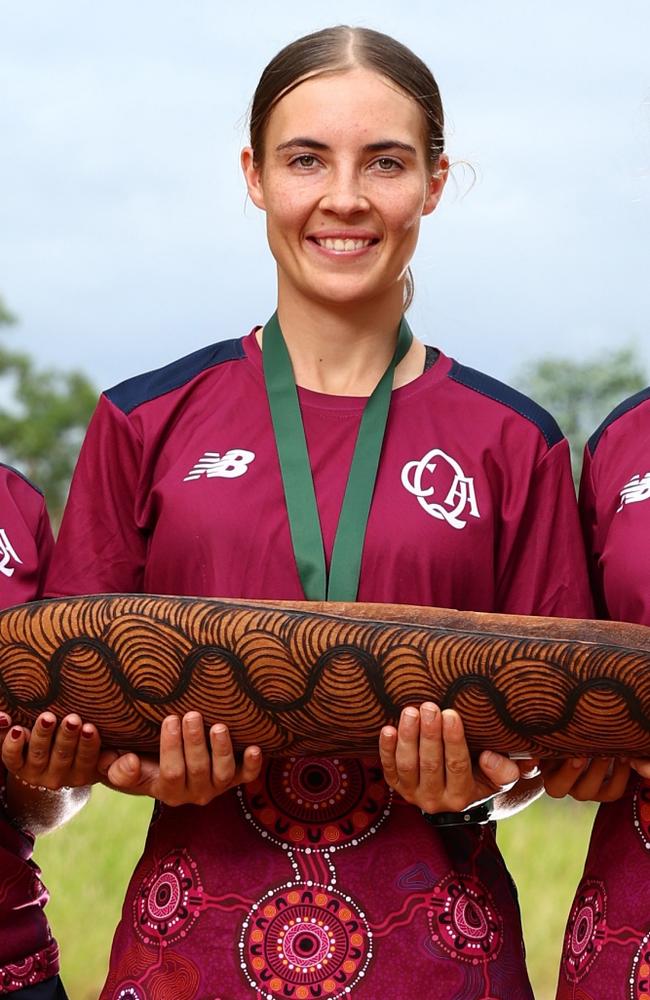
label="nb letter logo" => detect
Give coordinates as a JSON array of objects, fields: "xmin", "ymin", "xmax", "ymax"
[
  {"xmin": 617, "ymin": 471, "xmax": 650, "ymax": 512},
  {"xmin": 0, "ymin": 528, "xmax": 22, "ymax": 578},
  {"xmin": 184, "ymin": 449, "xmax": 256, "ymax": 482},
  {"xmin": 401, "ymin": 448, "xmax": 480, "ymax": 529}
]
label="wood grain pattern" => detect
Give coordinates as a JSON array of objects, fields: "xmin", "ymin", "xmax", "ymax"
[{"xmin": 1, "ymin": 594, "xmax": 649, "ymax": 756}]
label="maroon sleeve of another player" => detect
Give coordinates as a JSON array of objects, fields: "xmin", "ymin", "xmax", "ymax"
[
  {"xmin": 495, "ymin": 437, "xmax": 593, "ymax": 619},
  {"xmin": 45, "ymin": 395, "xmax": 146, "ymax": 596},
  {"xmin": 577, "ymin": 445, "xmax": 607, "ymax": 617}
]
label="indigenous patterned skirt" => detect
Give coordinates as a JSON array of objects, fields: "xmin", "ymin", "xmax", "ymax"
[
  {"xmin": 101, "ymin": 757, "xmax": 533, "ymax": 1000},
  {"xmin": 557, "ymin": 776, "xmax": 650, "ymax": 999}
]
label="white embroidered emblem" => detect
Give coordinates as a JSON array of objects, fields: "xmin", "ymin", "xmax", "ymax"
[
  {"xmin": 184, "ymin": 449, "xmax": 256, "ymax": 482},
  {"xmin": 617, "ymin": 472, "xmax": 650, "ymax": 512},
  {"xmin": 0, "ymin": 528, "xmax": 23, "ymax": 578},
  {"xmin": 401, "ymin": 448, "xmax": 480, "ymax": 529}
]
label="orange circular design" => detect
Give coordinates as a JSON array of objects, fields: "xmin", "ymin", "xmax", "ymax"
[
  {"xmin": 315, "ymin": 893, "xmax": 328, "ymax": 906},
  {"xmin": 352, "ymin": 811, "xmax": 369, "ymax": 829},
  {"xmin": 339, "ymin": 908, "xmax": 352, "ymax": 921},
  {"xmin": 324, "ymin": 826, "xmax": 340, "ymax": 842},
  {"xmin": 260, "ymin": 807, "xmax": 276, "ymax": 825},
  {"xmin": 343, "ymin": 960, "xmax": 356, "ymax": 973},
  {"xmin": 350, "ymin": 933, "xmax": 363, "ymax": 947},
  {"xmin": 251, "ymin": 929, "xmax": 264, "ymax": 943},
  {"xmin": 287, "ymin": 891, "xmax": 300, "ymax": 904},
  {"xmin": 252, "ymin": 957, "xmax": 264, "ymax": 971},
  {"xmin": 270, "ymin": 979, "xmax": 282, "ymax": 991},
  {"xmin": 323, "ymin": 981, "xmax": 336, "ymax": 994},
  {"xmin": 296, "ymin": 989, "xmax": 309, "ymax": 999},
  {"xmin": 641, "ymin": 963, "xmax": 650, "ymax": 976},
  {"xmin": 289, "ymin": 826, "xmax": 305, "ymax": 842},
  {"xmin": 263, "ymin": 904, "xmax": 277, "ymax": 918}
]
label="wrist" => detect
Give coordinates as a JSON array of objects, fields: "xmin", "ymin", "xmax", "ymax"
[{"xmin": 421, "ymin": 797, "xmax": 494, "ymax": 827}]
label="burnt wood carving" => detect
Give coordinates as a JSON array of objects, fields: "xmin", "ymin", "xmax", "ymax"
[{"xmin": 1, "ymin": 594, "xmax": 649, "ymax": 756}]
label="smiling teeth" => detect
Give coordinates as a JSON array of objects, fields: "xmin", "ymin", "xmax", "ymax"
[{"xmin": 317, "ymin": 238, "xmax": 373, "ymax": 251}]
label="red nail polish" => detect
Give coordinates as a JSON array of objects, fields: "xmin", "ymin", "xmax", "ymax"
[
  {"xmin": 10, "ymin": 727, "xmax": 22, "ymax": 740},
  {"xmin": 0, "ymin": 714, "xmax": 10, "ymax": 728},
  {"xmin": 81, "ymin": 727, "xmax": 94, "ymax": 739},
  {"xmin": 40, "ymin": 717, "xmax": 55, "ymax": 729},
  {"xmin": 65, "ymin": 719, "xmax": 80, "ymax": 732}
]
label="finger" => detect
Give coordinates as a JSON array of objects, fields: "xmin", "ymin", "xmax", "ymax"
[
  {"xmin": 2, "ymin": 726, "xmax": 28, "ymax": 771},
  {"xmin": 22, "ymin": 714, "xmax": 58, "ymax": 776},
  {"xmin": 478, "ymin": 751, "xmax": 519, "ymax": 790},
  {"xmin": 45, "ymin": 715, "xmax": 84, "ymax": 785},
  {"xmin": 237, "ymin": 746, "xmax": 263, "ymax": 784},
  {"xmin": 597, "ymin": 760, "xmax": 631, "ymax": 802},
  {"xmin": 97, "ymin": 749, "xmax": 119, "ymax": 776},
  {"xmin": 182, "ymin": 712, "xmax": 211, "ymax": 787},
  {"xmin": 159, "ymin": 716, "xmax": 187, "ymax": 788},
  {"xmin": 543, "ymin": 758, "xmax": 588, "ymax": 798},
  {"xmin": 71, "ymin": 724, "xmax": 102, "ymax": 784},
  {"xmin": 570, "ymin": 758, "xmax": 612, "ymax": 801},
  {"xmin": 0, "ymin": 713, "xmax": 11, "ymax": 752},
  {"xmin": 105, "ymin": 753, "xmax": 143, "ymax": 788},
  {"xmin": 442, "ymin": 710, "xmax": 474, "ymax": 808},
  {"xmin": 394, "ymin": 707, "xmax": 421, "ymax": 792},
  {"xmin": 417, "ymin": 703, "xmax": 444, "ymax": 807},
  {"xmin": 209, "ymin": 724, "xmax": 237, "ymax": 788},
  {"xmin": 378, "ymin": 726, "xmax": 399, "ymax": 788},
  {"xmin": 631, "ymin": 758, "xmax": 650, "ymax": 780}
]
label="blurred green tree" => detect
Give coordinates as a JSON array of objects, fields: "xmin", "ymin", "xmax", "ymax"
[
  {"xmin": 0, "ymin": 294, "xmax": 97, "ymax": 522},
  {"xmin": 515, "ymin": 345, "xmax": 648, "ymax": 483}
]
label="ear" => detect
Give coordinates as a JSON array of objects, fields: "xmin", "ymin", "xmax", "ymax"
[
  {"xmin": 241, "ymin": 147, "xmax": 266, "ymax": 211},
  {"xmin": 422, "ymin": 154, "xmax": 449, "ymax": 217}
]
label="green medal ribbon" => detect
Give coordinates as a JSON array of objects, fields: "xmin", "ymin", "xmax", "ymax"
[{"xmin": 262, "ymin": 311, "xmax": 413, "ymax": 601}]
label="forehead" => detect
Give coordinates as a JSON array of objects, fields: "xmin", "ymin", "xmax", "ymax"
[{"xmin": 266, "ymin": 67, "xmax": 427, "ymax": 149}]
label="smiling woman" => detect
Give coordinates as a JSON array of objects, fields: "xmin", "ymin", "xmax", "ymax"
[{"xmin": 41, "ymin": 24, "xmax": 596, "ymax": 1000}]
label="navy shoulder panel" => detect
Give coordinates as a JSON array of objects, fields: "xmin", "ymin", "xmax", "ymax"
[
  {"xmin": 588, "ymin": 386, "xmax": 650, "ymax": 456},
  {"xmin": 106, "ymin": 338, "xmax": 245, "ymax": 414},
  {"xmin": 448, "ymin": 360, "xmax": 564, "ymax": 449},
  {"xmin": 0, "ymin": 462, "xmax": 45, "ymax": 496}
]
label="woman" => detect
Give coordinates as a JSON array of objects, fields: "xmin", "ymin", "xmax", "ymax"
[
  {"xmin": 554, "ymin": 388, "xmax": 650, "ymax": 998},
  {"xmin": 47, "ymin": 26, "xmax": 593, "ymax": 999},
  {"xmin": 0, "ymin": 463, "xmax": 106, "ymax": 998}
]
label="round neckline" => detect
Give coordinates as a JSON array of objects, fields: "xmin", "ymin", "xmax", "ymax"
[{"xmin": 243, "ymin": 327, "xmax": 450, "ymax": 411}]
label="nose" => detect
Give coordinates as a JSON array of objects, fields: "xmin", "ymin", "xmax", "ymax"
[{"xmin": 319, "ymin": 167, "xmax": 370, "ymax": 217}]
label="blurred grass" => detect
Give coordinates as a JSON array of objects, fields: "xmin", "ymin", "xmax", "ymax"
[{"xmin": 34, "ymin": 788, "xmax": 597, "ymax": 1000}]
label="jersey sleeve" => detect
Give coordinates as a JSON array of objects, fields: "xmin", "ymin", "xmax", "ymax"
[
  {"xmin": 494, "ymin": 437, "xmax": 593, "ymax": 619},
  {"xmin": 577, "ymin": 444, "xmax": 606, "ymax": 616},
  {"xmin": 45, "ymin": 395, "xmax": 147, "ymax": 597}
]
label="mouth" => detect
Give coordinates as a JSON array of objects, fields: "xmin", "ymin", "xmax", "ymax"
[{"xmin": 307, "ymin": 235, "xmax": 380, "ymax": 255}]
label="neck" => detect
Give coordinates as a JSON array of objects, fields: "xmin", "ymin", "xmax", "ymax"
[{"xmin": 259, "ymin": 284, "xmax": 424, "ymax": 395}]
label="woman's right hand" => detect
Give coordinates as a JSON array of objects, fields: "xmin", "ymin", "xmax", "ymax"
[{"xmin": 101, "ymin": 712, "xmax": 262, "ymax": 806}]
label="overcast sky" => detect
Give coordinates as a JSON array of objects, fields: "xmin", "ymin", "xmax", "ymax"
[{"xmin": 1, "ymin": 1, "xmax": 649, "ymax": 394}]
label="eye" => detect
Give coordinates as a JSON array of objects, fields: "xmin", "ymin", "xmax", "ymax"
[
  {"xmin": 373, "ymin": 157, "xmax": 402, "ymax": 172},
  {"xmin": 291, "ymin": 154, "xmax": 319, "ymax": 168}
]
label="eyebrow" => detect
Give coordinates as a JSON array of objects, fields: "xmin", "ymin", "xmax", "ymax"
[{"xmin": 275, "ymin": 137, "xmax": 418, "ymax": 155}]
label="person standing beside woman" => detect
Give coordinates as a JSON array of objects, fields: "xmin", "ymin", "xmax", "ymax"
[
  {"xmin": 553, "ymin": 389, "xmax": 650, "ymax": 998},
  {"xmin": 47, "ymin": 26, "xmax": 593, "ymax": 999}
]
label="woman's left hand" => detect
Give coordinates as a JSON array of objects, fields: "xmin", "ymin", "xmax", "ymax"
[
  {"xmin": 541, "ymin": 757, "xmax": 631, "ymax": 802},
  {"xmin": 378, "ymin": 703, "xmax": 520, "ymax": 814}
]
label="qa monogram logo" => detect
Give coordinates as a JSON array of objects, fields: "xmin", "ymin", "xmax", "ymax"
[
  {"xmin": 0, "ymin": 528, "xmax": 23, "ymax": 578},
  {"xmin": 184, "ymin": 449, "xmax": 255, "ymax": 482},
  {"xmin": 401, "ymin": 448, "xmax": 480, "ymax": 529},
  {"xmin": 617, "ymin": 471, "xmax": 650, "ymax": 512}
]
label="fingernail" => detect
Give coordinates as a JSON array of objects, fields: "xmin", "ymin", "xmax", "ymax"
[
  {"xmin": 166, "ymin": 717, "xmax": 180, "ymax": 735},
  {"xmin": 41, "ymin": 716, "xmax": 55, "ymax": 730},
  {"xmin": 250, "ymin": 748, "xmax": 261, "ymax": 759},
  {"xmin": 572, "ymin": 758, "xmax": 587, "ymax": 770},
  {"xmin": 65, "ymin": 719, "xmax": 80, "ymax": 732},
  {"xmin": 381, "ymin": 727, "xmax": 394, "ymax": 739},
  {"xmin": 421, "ymin": 705, "xmax": 437, "ymax": 723},
  {"xmin": 212, "ymin": 724, "xmax": 227, "ymax": 736},
  {"xmin": 442, "ymin": 711, "xmax": 457, "ymax": 734},
  {"xmin": 10, "ymin": 727, "xmax": 22, "ymax": 741},
  {"xmin": 0, "ymin": 713, "xmax": 10, "ymax": 729},
  {"xmin": 483, "ymin": 751, "xmax": 497, "ymax": 768},
  {"xmin": 404, "ymin": 707, "xmax": 419, "ymax": 719},
  {"xmin": 81, "ymin": 726, "xmax": 95, "ymax": 739}
]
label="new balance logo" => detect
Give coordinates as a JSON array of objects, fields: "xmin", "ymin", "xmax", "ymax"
[
  {"xmin": 184, "ymin": 449, "xmax": 256, "ymax": 481},
  {"xmin": 0, "ymin": 528, "xmax": 22, "ymax": 578},
  {"xmin": 617, "ymin": 472, "xmax": 650, "ymax": 512},
  {"xmin": 401, "ymin": 448, "xmax": 480, "ymax": 529}
]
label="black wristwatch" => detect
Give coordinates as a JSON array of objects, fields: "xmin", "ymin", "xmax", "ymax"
[{"xmin": 422, "ymin": 797, "xmax": 494, "ymax": 827}]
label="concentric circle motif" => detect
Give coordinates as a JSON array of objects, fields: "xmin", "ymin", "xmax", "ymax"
[
  {"xmin": 561, "ymin": 880, "xmax": 606, "ymax": 983},
  {"xmin": 633, "ymin": 778, "xmax": 650, "ymax": 850},
  {"xmin": 239, "ymin": 881, "xmax": 372, "ymax": 999},
  {"xmin": 133, "ymin": 849, "xmax": 204, "ymax": 945},
  {"xmin": 629, "ymin": 932, "xmax": 650, "ymax": 1000},
  {"xmin": 428, "ymin": 873, "xmax": 502, "ymax": 963},
  {"xmin": 239, "ymin": 757, "xmax": 390, "ymax": 851}
]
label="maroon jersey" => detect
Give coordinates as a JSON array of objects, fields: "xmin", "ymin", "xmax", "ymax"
[
  {"xmin": 48, "ymin": 331, "xmax": 592, "ymax": 1000},
  {"xmin": 557, "ymin": 389, "xmax": 650, "ymax": 1000},
  {"xmin": 0, "ymin": 464, "xmax": 59, "ymax": 993}
]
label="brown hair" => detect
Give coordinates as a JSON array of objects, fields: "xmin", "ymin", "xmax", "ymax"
[{"xmin": 249, "ymin": 25, "xmax": 445, "ymax": 168}]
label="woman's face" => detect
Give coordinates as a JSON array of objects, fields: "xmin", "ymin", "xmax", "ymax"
[{"xmin": 242, "ymin": 67, "xmax": 448, "ymax": 311}]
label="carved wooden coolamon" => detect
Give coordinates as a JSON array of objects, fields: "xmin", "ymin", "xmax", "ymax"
[{"xmin": 1, "ymin": 594, "xmax": 649, "ymax": 757}]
